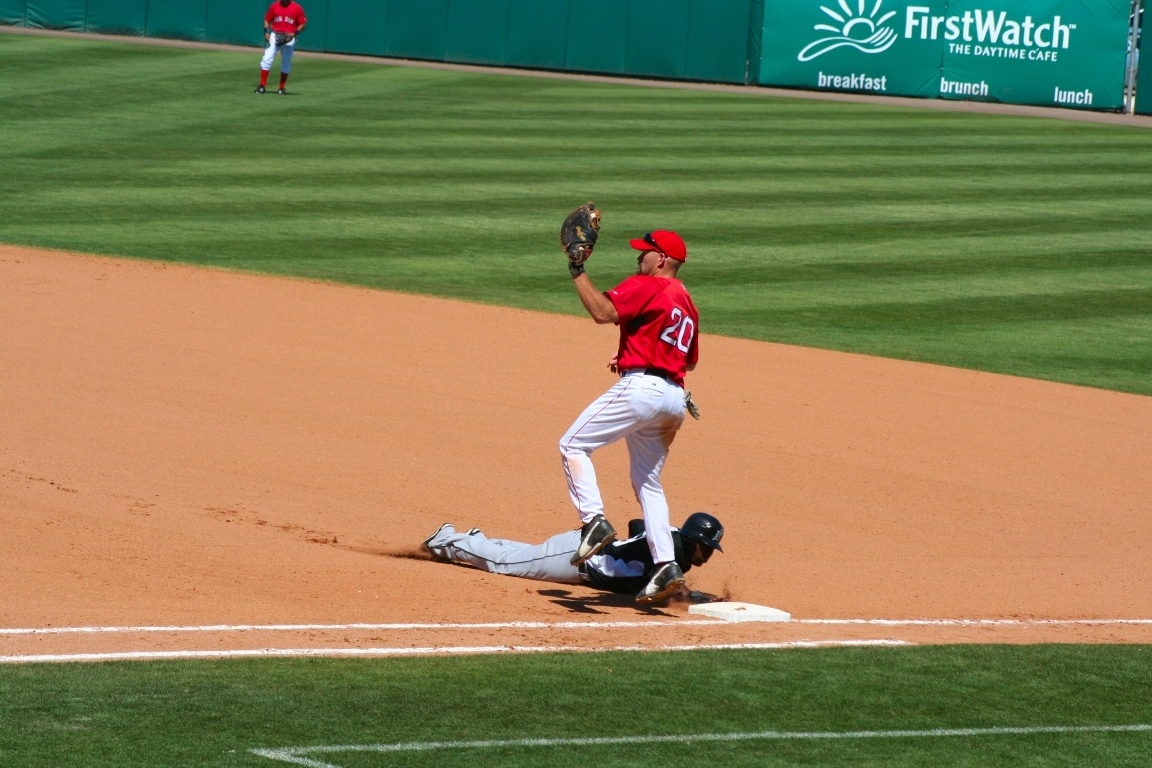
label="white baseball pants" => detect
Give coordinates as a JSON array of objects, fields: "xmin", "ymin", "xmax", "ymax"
[
  {"xmin": 260, "ymin": 35, "xmax": 295, "ymax": 73},
  {"xmin": 559, "ymin": 370, "xmax": 686, "ymax": 564}
]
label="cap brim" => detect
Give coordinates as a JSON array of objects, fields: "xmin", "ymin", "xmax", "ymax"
[{"xmin": 629, "ymin": 238, "xmax": 660, "ymax": 252}]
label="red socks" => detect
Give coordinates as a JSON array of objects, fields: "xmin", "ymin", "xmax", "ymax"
[{"xmin": 258, "ymin": 69, "xmax": 287, "ymax": 89}]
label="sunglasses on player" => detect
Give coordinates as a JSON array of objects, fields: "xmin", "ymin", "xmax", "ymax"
[{"xmin": 642, "ymin": 232, "xmax": 666, "ymax": 256}]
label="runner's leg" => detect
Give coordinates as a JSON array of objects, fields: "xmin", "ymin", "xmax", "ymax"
[{"xmin": 427, "ymin": 529, "xmax": 582, "ymax": 583}]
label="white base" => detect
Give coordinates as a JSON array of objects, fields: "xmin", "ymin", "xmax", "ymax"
[{"xmin": 688, "ymin": 602, "xmax": 791, "ymax": 623}]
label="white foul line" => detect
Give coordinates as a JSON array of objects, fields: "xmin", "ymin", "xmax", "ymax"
[
  {"xmin": 3, "ymin": 618, "xmax": 1151, "ymax": 636},
  {"xmin": 0, "ymin": 619, "xmax": 725, "ymax": 636},
  {"xmin": 251, "ymin": 724, "xmax": 1152, "ymax": 767},
  {"xmin": 797, "ymin": 619, "xmax": 1152, "ymax": 627},
  {"xmin": 0, "ymin": 639, "xmax": 904, "ymax": 664}
]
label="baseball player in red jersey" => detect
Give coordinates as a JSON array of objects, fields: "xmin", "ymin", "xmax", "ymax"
[
  {"xmin": 256, "ymin": 0, "xmax": 306, "ymax": 94},
  {"xmin": 562, "ymin": 229, "xmax": 700, "ymax": 604}
]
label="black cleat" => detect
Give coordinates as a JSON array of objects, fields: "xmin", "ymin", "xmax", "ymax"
[
  {"xmin": 277, "ymin": 87, "xmax": 286, "ymax": 95},
  {"xmin": 636, "ymin": 562, "xmax": 685, "ymax": 604},
  {"xmin": 570, "ymin": 515, "xmax": 616, "ymax": 565},
  {"xmin": 255, "ymin": 85, "xmax": 266, "ymax": 94}
]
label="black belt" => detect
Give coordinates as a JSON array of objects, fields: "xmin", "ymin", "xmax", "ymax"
[
  {"xmin": 622, "ymin": 368, "xmax": 677, "ymax": 384},
  {"xmin": 644, "ymin": 368, "xmax": 674, "ymax": 382}
]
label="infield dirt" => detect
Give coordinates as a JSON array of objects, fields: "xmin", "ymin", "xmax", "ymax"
[{"xmin": 2, "ymin": 246, "xmax": 1151, "ymax": 657}]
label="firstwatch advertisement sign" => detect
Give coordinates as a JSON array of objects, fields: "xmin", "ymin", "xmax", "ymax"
[
  {"xmin": 761, "ymin": 0, "xmax": 946, "ymax": 99},
  {"xmin": 758, "ymin": 0, "xmax": 1131, "ymax": 110}
]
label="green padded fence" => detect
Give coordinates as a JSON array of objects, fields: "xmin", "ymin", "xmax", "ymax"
[
  {"xmin": 445, "ymin": 0, "xmax": 506, "ymax": 65},
  {"xmin": 0, "ymin": 0, "xmax": 1136, "ymax": 105},
  {"xmin": 565, "ymin": 0, "xmax": 630, "ymax": 74},
  {"xmin": 146, "ymin": 0, "xmax": 206, "ymax": 41},
  {"xmin": 938, "ymin": 0, "xmax": 1130, "ymax": 110},
  {"xmin": 384, "ymin": 0, "xmax": 448, "ymax": 60},
  {"xmin": 205, "ymin": 0, "xmax": 266, "ymax": 47},
  {"xmin": 0, "ymin": 0, "xmax": 761, "ymax": 84},
  {"xmin": 86, "ymin": 0, "xmax": 148, "ymax": 36},
  {"xmin": 689, "ymin": 0, "xmax": 761, "ymax": 82},
  {"xmin": 296, "ymin": 0, "xmax": 327, "ymax": 51},
  {"xmin": 324, "ymin": 0, "xmax": 388, "ymax": 57},
  {"xmin": 505, "ymin": 0, "xmax": 568, "ymax": 69},
  {"xmin": 1137, "ymin": 19, "xmax": 1152, "ymax": 114},
  {"xmin": 756, "ymin": 0, "xmax": 1133, "ymax": 111},
  {"xmin": 25, "ymin": 0, "xmax": 84, "ymax": 31},
  {"xmin": 759, "ymin": 0, "xmax": 945, "ymax": 99},
  {"xmin": 0, "ymin": 0, "xmax": 25, "ymax": 26}
]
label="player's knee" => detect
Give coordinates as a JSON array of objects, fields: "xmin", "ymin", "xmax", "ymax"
[
  {"xmin": 630, "ymin": 462, "xmax": 660, "ymax": 481},
  {"xmin": 630, "ymin": 469, "xmax": 660, "ymax": 491}
]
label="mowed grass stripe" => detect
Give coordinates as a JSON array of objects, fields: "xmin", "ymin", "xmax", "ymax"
[
  {"xmin": 2, "ymin": 34, "xmax": 1151, "ymax": 394},
  {"xmin": 251, "ymin": 726, "xmax": 1152, "ymax": 768},
  {"xmin": 3, "ymin": 645, "xmax": 1152, "ymax": 767}
]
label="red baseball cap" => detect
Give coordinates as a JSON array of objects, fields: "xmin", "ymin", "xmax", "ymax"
[{"xmin": 629, "ymin": 230, "xmax": 687, "ymax": 262}]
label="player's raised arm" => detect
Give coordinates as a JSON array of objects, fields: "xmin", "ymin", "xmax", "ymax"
[
  {"xmin": 559, "ymin": 202, "xmax": 619, "ymax": 324},
  {"xmin": 572, "ymin": 274, "xmax": 618, "ymax": 325}
]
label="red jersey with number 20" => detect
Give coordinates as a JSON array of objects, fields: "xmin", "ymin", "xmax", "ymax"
[
  {"xmin": 606, "ymin": 275, "xmax": 699, "ymax": 387},
  {"xmin": 265, "ymin": 1, "xmax": 306, "ymax": 33}
]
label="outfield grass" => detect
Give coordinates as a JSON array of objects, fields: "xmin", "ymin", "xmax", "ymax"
[
  {"xmin": 2, "ymin": 33, "xmax": 1152, "ymax": 395},
  {"xmin": 1, "ymin": 645, "xmax": 1151, "ymax": 767}
]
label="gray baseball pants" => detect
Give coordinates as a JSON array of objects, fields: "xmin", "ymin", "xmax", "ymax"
[{"xmin": 425, "ymin": 526, "xmax": 582, "ymax": 584}]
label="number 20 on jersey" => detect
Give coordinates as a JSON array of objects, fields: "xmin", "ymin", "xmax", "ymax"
[{"xmin": 659, "ymin": 308, "xmax": 695, "ymax": 354}]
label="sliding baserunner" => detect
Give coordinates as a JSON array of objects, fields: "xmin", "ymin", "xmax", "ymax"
[{"xmin": 420, "ymin": 513, "xmax": 723, "ymax": 599}]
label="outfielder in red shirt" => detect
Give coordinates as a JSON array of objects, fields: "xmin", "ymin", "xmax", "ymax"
[
  {"xmin": 562, "ymin": 229, "xmax": 700, "ymax": 604},
  {"xmin": 256, "ymin": 0, "xmax": 306, "ymax": 94}
]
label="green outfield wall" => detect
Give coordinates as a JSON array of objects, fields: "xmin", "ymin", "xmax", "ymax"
[
  {"xmin": 0, "ymin": 0, "xmax": 762, "ymax": 84},
  {"xmin": 0, "ymin": 0, "xmax": 1138, "ymax": 109},
  {"xmin": 1137, "ymin": 26, "xmax": 1152, "ymax": 113},
  {"xmin": 758, "ymin": 0, "xmax": 1134, "ymax": 110},
  {"xmin": 760, "ymin": 1, "xmax": 946, "ymax": 99},
  {"xmin": 939, "ymin": 0, "xmax": 1131, "ymax": 109}
]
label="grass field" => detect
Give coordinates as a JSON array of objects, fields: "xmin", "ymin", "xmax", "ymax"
[
  {"xmin": 2, "ymin": 33, "xmax": 1151, "ymax": 395},
  {"xmin": 3, "ymin": 645, "xmax": 1152, "ymax": 767}
]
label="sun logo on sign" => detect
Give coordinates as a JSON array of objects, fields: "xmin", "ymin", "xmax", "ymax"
[{"xmin": 798, "ymin": 0, "xmax": 898, "ymax": 62}]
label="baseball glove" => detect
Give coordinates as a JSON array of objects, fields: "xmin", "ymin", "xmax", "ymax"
[
  {"xmin": 560, "ymin": 203, "xmax": 601, "ymax": 276},
  {"xmin": 685, "ymin": 390, "xmax": 701, "ymax": 420},
  {"xmin": 274, "ymin": 32, "xmax": 293, "ymax": 46}
]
